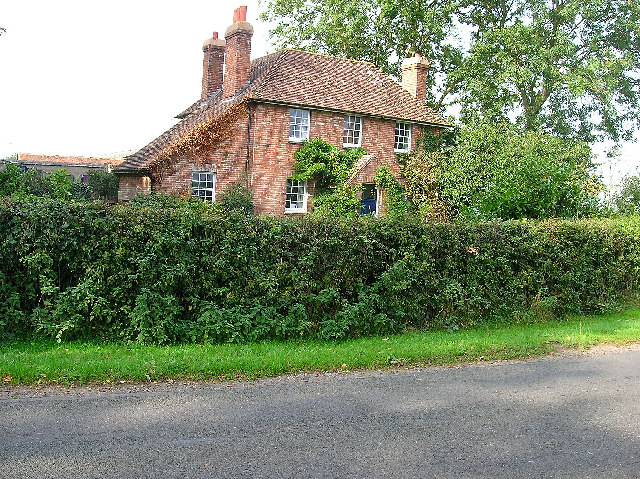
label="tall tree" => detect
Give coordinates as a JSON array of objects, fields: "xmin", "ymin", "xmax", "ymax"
[
  {"xmin": 260, "ymin": 0, "xmax": 462, "ymax": 111},
  {"xmin": 261, "ymin": 0, "xmax": 640, "ymax": 143}
]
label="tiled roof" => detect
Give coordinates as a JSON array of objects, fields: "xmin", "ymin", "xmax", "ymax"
[
  {"xmin": 118, "ymin": 49, "xmax": 449, "ymax": 172},
  {"xmin": 249, "ymin": 50, "xmax": 448, "ymax": 125},
  {"xmin": 17, "ymin": 153, "xmax": 123, "ymax": 168}
]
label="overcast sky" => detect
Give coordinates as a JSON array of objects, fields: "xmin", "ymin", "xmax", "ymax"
[{"xmin": 1, "ymin": 0, "xmax": 637, "ymax": 187}]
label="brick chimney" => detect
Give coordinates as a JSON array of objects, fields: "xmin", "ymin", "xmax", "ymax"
[
  {"xmin": 201, "ymin": 32, "xmax": 226, "ymax": 100},
  {"xmin": 223, "ymin": 6, "xmax": 253, "ymax": 99},
  {"xmin": 401, "ymin": 53, "xmax": 430, "ymax": 101}
]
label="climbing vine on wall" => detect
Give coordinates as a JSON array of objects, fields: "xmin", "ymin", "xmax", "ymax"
[
  {"xmin": 291, "ymin": 138, "xmax": 367, "ymax": 218},
  {"xmin": 148, "ymin": 102, "xmax": 250, "ymax": 185},
  {"xmin": 401, "ymin": 150, "xmax": 450, "ymax": 221},
  {"xmin": 373, "ymin": 166, "xmax": 410, "ymax": 218}
]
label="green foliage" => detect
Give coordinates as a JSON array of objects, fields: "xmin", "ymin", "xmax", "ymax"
[
  {"xmin": 1, "ymin": 197, "xmax": 639, "ymax": 345},
  {"xmin": 0, "ymin": 162, "xmax": 23, "ymax": 196},
  {"xmin": 71, "ymin": 182, "xmax": 92, "ymax": 200},
  {"xmin": 438, "ymin": 123, "xmax": 603, "ymax": 220},
  {"xmin": 0, "ymin": 164, "xmax": 97, "ymax": 202},
  {"xmin": 216, "ymin": 182, "xmax": 254, "ymax": 216},
  {"xmin": 47, "ymin": 170, "xmax": 73, "ymax": 200},
  {"xmin": 292, "ymin": 138, "xmax": 366, "ymax": 187},
  {"xmin": 374, "ymin": 166, "xmax": 411, "ymax": 217},
  {"xmin": 400, "ymin": 149, "xmax": 449, "ymax": 220},
  {"xmin": 613, "ymin": 174, "xmax": 640, "ymax": 215},
  {"xmin": 263, "ymin": 0, "xmax": 640, "ymax": 144},
  {"xmin": 312, "ymin": 189, "xmax": 361, "ymax": 219},
  {"xmin": 291, "ymin": 138, "xmax": 367, "ymax": 218},
  {"xmin": 88, "ymin": 171, "xmax": 118, "ymax": 201}
]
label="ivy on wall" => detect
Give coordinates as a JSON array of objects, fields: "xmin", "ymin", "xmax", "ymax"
[
  {"xmin": 148, "ymin": 102, "xmax": 250, "ymax": 186},
  {"xmin": 291, "ymin": 138, "xmax": 367, "ymax": 218},
  {"xmin": 373, "ymin": 166, "xmax": 410, "ymax": 217}
]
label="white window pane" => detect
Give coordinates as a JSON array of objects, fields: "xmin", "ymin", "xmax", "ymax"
[
  {"xmin": 191, "ymin": 171, "xmax": 216, "ymax": 203},
  {"xmin": 289, "ymin": 109, "xmax": 310, "ymax": 141},
  {"xmin": 343, "ymin": 116, "xmax": 362, "ymax": 146},
  {"xmin": 394, "ymin": 123, "xmax": 411, "ymax": 151},
  {"xmin": 285, "ymin": 179, "xmax": 306, "ymax": 211}
]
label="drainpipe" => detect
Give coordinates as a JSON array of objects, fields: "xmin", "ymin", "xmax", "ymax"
[{"xmin": 246, "ymin": 102, "xmax": 252, "ymax": 190}]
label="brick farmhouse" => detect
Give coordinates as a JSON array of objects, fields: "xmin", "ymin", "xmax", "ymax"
[{"xmin": 115, "ymin": 6, "xmax": 449, "ymax": 216}]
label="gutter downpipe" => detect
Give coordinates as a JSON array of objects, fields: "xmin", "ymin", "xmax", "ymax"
[{"xmin": 246, "ymin": 101, "xmax": 252, "ymax": 191}]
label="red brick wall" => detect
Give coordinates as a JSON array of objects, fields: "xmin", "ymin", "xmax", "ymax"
[
  {"xmin": 153, "ymin": 114, "xmax": 250, "ymax": 198},
  {"xmin": 249, "ymin": 104, "xmax": 422, "ymax": 215},
  {"xmin": 118, "ymin": 175, "xmax": 151, "ymax": 201},
  {"xmin": 146, "ymin": 101, "xmax": 431, "ymax": 216}
]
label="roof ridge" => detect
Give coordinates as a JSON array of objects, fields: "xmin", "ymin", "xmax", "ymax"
[
  {"xmin": 18, "ymin": 152, "xmax": 122, "ymax": 160},
  {"xmin": 279, "ymin": 48, "xmax": 378, "ymax": 68}
]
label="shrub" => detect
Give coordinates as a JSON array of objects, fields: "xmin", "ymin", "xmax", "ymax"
[
  {"xmin": 216, "ymin": 182, "xmax": 254, "ymax": 216},
  {"xmin": 88, "ymin": 171, "xmax": 118, "ymax": 201},
  {"xmin": 613, "ymin": 174, "xmax": 640, "ymax": 215},
  {"xmin": 1, "ymin": 197, "xmax": 638, "ymax": 344},
  {"xmin": 437, "ymin": 123, "xmax": 603, "ymax": 219}
]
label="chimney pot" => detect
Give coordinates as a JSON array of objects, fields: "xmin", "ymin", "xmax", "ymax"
[
  {"xmin": 212, "ymin": 32, "xmax": 218, "ymax": 40},
  {"xmin": 233, "ymin": 6, "xmax": 247, "ymax": 23}
]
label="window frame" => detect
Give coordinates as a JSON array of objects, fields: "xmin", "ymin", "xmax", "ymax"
[
  {"xmin": 394, "ymin": 122, "xmax": 412, "ymax": 153},
  {"xmin": 343, "ymin": 115, "xmax": 363, "ymax": 148},
  {"xmin": 285, "ymin": 178, "xmax": 307, "ymax": 213},
  {"xmin": 289, "ymin": 108, "xmax": 310, "ymax": 143},
  {"xmin": 191, "ymin": 170, "xmax": 216, "ymax": 203}
]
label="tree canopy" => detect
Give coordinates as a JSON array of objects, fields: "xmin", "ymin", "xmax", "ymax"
[
  {"xmin": 613, "ymin": 173, "xmax": 640, "ymax": 215},
  {"xmin": 436, "ymin": 123, "xmax": 603, "ymax": 219},
  {"xmin": 261, "ymin": 0, "xmax": 640, "ymax": 144}
]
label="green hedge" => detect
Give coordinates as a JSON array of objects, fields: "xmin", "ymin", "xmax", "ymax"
[{"xmin": 1, "ymin": 197, "xmax": 639, "ymax": 344}]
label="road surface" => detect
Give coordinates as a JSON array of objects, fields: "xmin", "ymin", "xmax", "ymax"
[{"xmin": 1, "ymin": 346, "xmax": 640, "ymax": 478}]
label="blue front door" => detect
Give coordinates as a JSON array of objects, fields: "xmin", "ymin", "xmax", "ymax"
[{"xmin": 360, "ymin": 183, "xmax": 377, "ymax": 215}]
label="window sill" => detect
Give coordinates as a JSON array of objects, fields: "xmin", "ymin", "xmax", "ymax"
[
  {"xmin": 289, "ymin": 138, "xmax": 308, "ymax": 144},
  {"xmin": 343, "ymin": 143, "xmax": 362, "ymax": 148},
  {"xmin": 284, "ymin": 208, "xmax": 307, "ymax": 214},
  {"xmin": 394, "ymin": 149, "xmax": 410, "ymax": 153}
]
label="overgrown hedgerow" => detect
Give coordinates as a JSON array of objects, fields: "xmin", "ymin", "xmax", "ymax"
[{"xmin": 1, "ymin": 197, "xmax": 638, "ymax": 344}]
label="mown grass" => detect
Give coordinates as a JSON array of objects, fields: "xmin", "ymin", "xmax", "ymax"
[{"xmin": 1, "ymin": 306, "xmax": 639, "ymax": 385}]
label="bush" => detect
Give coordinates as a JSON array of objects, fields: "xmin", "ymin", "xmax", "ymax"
[
  {"xmin": 437, "ymin": 123, "xmax": 603, "ymax": 219},
  {"xmin": 0, "ymin": 163, "xmax": 99, "ymax": 202},
  {"xmin": 216, "ymin": 182, "xmax": 254, "ymax": 216},
  {"xmin": 88, "ymin": 171, "xmax": 118, "ymax": 201},
  {"xmin": 1, "ymin": 197, "xmax": 638, "ymax": 344}
]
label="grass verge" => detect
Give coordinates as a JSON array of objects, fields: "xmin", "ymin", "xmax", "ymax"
[{"xmin": 2, "ymin": 306, "xmax": 639, "ymax": 385}]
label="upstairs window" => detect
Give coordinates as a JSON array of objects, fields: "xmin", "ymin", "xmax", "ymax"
[
  {"xmin": 394, "ymin": 122, "xmax": 412, "ymax": 152},
  {"xmin": 343, "ymin": 115, "xmax": 362, "ymax": 147},
  {"xmin": 192, "ymin": 171, "xmax": 216, "ymax": 202},
  {"xmin": 289, "ymin": 109, "xmax": 310, "ymax": 142},
  {"xmin": 285, "ymin": 179, "xmax": 307, "ymax": 213}
]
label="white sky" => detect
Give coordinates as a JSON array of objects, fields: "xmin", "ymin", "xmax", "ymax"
[{"xmin": 1, "ymin": 0, "xmax": 638, "ymax": 188}]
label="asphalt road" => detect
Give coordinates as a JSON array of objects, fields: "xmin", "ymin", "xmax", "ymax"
[{"xmin": 1, "ymin": 346, "xmax": 640, "ymax": 478}]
